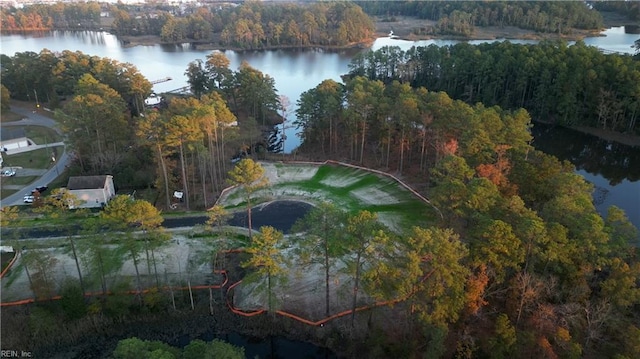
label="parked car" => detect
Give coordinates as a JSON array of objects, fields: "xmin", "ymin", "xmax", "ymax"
[
  {"xmin": 23, "ymin": 194, "xmax": 34, "ymax": 203},
  {"xmin": 32, "ymin": 186, "xmax": 48, "ymax": 193},
  {"xmin": 1, "ymin": 169, "xmax": 16, "ymax": 177}
]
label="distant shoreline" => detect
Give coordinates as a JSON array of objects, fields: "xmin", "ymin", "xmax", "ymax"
[
  {"xmin": 115, "ymin": 14, "xmax": 633, "ymax": 50},
  {"xmin": 533, "ymin": 119, "xmax": 640, "ymax": 147}
]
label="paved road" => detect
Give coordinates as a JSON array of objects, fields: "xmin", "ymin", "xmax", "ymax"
[
  {"xmin": 1, "ymin": 201, "xmax": 313, "ymax": 240},
  {"xmin": 1, "ymin": 106, "xmax": 71, "ymax": 207}
]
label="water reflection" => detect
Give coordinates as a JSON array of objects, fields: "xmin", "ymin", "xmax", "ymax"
[
  {"xmin": 583, "ymin": 26, "xmax": 639, "ymax": 54},
  {"xmin": 531, "ymin": 123, "xmax": 640, "ymax": 185},
  {"xmin": 531, "ymin": 123, "xmax": 640, "ymax": 228}
]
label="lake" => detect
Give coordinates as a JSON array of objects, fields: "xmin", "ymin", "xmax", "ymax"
[
  {"xmin": 531, "ymin": 123, "xmax": 640, "ymax": 229},
  {"xmin": 1, "ymin": 27, "xmax": 638, "ymax": 228}
]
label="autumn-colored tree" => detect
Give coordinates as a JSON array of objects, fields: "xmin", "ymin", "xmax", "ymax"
[
  {"xmin": 476, "ymin": 145, "xmax": 513, "ymax": 193},
  {"xmin": 205, "ymin": 204, "xmax": 232, "ymax": 267},
  {"xmin": 0, "ymin": 84, "xmax": 10, "ymax": 111},
  {"xmin": 164, "ymin": 114, "xmax": 203, "ymax": 211},
  {"xmin": 242, "ymin": 226, "xmax": 287, "ymax": 315},
  {"xmin": 227, "ymin": 158, "xmax": 268, "ymax": 239},
  {"xmin": 0, "ymin": 206, "xmax": 20, "ymax": 228},
  {"xmin": 136, "ymin": 110, "xmax": 174, "ymax": 210},
  {"xmin": 57, "ymin": 74, "xmax": 129, "ymax": 173}
]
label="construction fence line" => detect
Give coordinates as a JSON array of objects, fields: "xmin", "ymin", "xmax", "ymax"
[
  {"xmin": 0, "ymin": 250, "xmax": 20, "ymax": 279},
  {"xmin": 1, "ymin": 248, "xmax": 434, "ymax": 328}
]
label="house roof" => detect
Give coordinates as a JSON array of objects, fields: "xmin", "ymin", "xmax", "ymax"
[
  {"xmin": 0, "ymin": 128, "xmax": 26, "ymax": 141},
  {"xmin": 67, "ymin": 175, "xmax": 112, "ymax": 190}
]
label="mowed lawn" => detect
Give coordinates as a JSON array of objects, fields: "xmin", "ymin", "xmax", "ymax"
[{"xmin": 221, "ymin": 163, "xmax": 437, "ymax": 232}]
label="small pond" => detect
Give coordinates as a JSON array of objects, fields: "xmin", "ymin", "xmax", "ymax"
[{"xmin": 228, "ymin": 200, "xmax": 314, "ymax": 234}]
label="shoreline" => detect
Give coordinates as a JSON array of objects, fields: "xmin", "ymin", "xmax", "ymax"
[
  {"xmin": 569, "ymin": 125, "xmax": 640, "ymax": 147},
  {"xmin": 533, "ymin": 119, "xmax": 640, "ymax": 147},
  {"xmin": 113, "ymin": 14, "xmax": 632, "ymax": 50}
]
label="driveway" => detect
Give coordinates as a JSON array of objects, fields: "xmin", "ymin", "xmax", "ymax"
[{"xmin": 1, "ymin": 106, "xmax": 71, "ymax": 207}]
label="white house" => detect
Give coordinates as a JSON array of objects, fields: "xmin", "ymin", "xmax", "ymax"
[{"xmin": 67, "ymin": 175, "xmax": 116, "ymax": 209}]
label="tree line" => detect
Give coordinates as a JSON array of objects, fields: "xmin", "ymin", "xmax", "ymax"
[
  {"xmin": 111, "ymin": 337, "xmax": 245, "ymax": 359},
  {"xmin": 592, "ymin": 0, "xmax": 640, "ymax": 22},
  {"xmin": 0, "ymin": 50, "xmax": 151, "ymax": 113},
  {"xmin": 296, "ymin": 76, "xmax": 534, "ymax": 175},
  {"xmin": 293, "ymin": 76, "xmax": 639, "ymax": 357},
  {"xmin": 0, "ymin": 1, "xmax": 102, "ymax": 31},
  {"xmin": 1, "ymin": 1, "xmax": 375, "ymax": 49},
  {"xmin": 357, "ymin": 0, "xmax": 604, "ymax": 36},
  {"xmin": 347, "ymin": 41, "xmax": 640, "ymax": 135},
  {"xmin": 1, "ymin": 50, "xmax": 282, "ymax": 207},
  {"xmin": 123, "ymin": 1, "xmax": 375, "ymax": 48}
]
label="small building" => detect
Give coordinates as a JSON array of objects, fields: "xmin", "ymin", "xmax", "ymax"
[
  {"xmin": 67, "ymin": 175, "xmax": 116, "ymax": 209},
  {"xmin": 144, "ymin": 93, "xmax": 164, "ymax": 108},
  {"xmin": 0, "ymin": 127, "xmax": 30, "ymax": 151}
]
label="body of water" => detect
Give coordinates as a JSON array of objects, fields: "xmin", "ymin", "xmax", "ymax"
[
  {"xmin": 2, "ymin": 27, "xmax": 638, "ymax": 152},
  {"xmin": 1, "ymin": 27, "xmax": 638, "ymax": 227},
  {"xmin": 531, "ymin": 123, "xmax": 640, "ymax": 229}
]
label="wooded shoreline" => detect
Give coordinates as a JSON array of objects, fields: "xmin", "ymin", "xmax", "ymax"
[{"xmin": 116, "ymin": 18, "xmax": 610, "ymax": 50}]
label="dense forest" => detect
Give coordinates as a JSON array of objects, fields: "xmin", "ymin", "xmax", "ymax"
[
  {"xmin": 0, "ymin": 1, "xmax": 102, "ymax": 31},
  {"xmin": 356, "ymin": 0, "xmax": 605, "ymax": 36},
  {"xmin": 592, "ymin": 0, "xmax": 640, "ymax": 22},
  {"xmin": 347, "ymin": 41, "xmax": 640, "ymax": 135},
  {"xmin": 0, "ymin": 1, "xmax": 375, "ymax": 49},
  {"xmin": 293, "ymin": 75, "xmax": 640, "ymax": 359}
]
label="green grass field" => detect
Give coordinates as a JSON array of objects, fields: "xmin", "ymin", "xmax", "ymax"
[
  {"xmin": 2, "ymin": 146, "xmax": 63, "ymax": 170},
  {"xmin": 221, "ymin": 163, "xmax": 437, "ymax": 232},
  {"xmin": 24, "ymin": 125, "xmax": 63, "ymax": 145}
]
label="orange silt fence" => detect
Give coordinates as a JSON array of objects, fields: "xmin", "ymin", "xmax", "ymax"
[
  {"xmin": 2, "ymin": 247, "xmax": 427, "ymax": 327},
  {"xmin": 0, "ymin": 251, "xmax": 20, "ymax": 279}
]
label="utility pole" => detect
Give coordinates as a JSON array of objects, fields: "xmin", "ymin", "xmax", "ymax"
[{"xmin": 33, "ymin": 89, "xmax": 40, "ymax": 108}]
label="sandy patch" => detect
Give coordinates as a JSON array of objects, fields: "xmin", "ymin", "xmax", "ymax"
[
  {"xmin": 261, "ymin": 162, "xmax": 319, "ymax": 184},
  {"xmin": 350, "ymin": 186, "xmax": 402, "ymax": 205},
  {"xmin": 220, "ymin": 163, "xmax": 320, "ymax": 206},
  {"xmin": 319, "ymin": 171, "xmax": 364, "ymax": 188},
  {"xmin": 266, "ymin": 186, "xmax": 328, "ymax": 202}
]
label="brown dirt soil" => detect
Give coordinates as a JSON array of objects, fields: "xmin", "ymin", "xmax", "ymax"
[{"xmin": 120, "ymin": 35, "xmax": 163, "ymax": 47}]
